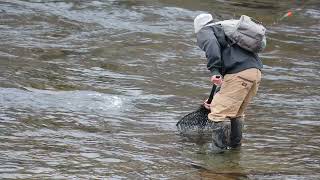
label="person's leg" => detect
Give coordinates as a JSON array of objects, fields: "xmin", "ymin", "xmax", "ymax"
[
  {"xmin": 208, "ymin": 69, "xmax": 257, "ymax": 121},
  {"xmin": 211, "ymin": 120, "xmax": 231, "ymax": 149},
  {"xmin": 208, "ymin": 68, "xmax": 261, "ymax": 149},
  {"xmin": 229, "ymin": 116, "xmax": 244, "ymax": 148},
  {"xmin": 235, "ymin": 68, "xmax": 262, "ymax": 117},
  {"xmin": 229, "ymin": 69, "xmax": 261, "ymax": 148}
]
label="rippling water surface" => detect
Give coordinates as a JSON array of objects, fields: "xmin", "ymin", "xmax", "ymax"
[{"xmin": 1, "ymin": 0, "xmax": 320, "ymax": 179}]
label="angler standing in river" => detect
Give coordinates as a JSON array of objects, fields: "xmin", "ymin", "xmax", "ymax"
[{"xmin": 194, "ymin": 13, "xmax": 264, "ymax": 150}]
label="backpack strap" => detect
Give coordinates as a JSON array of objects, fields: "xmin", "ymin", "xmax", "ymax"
[{"xmin": 209, "ymin": 25, "xmax": 230, "ymax": 49}]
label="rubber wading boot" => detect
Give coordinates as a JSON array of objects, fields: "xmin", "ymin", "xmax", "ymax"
[
  {"xmin": 229, "ymin": 117, "xmax": 244, "ymax": 148},
  {"xmin": 211, "ymin": 120, "xmax": 231, "ymax": 150}
]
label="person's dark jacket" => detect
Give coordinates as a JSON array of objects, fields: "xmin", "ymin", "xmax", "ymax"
[{"xmin": 196, "ymin": 24, "xmax": 263, "ymax": 77}]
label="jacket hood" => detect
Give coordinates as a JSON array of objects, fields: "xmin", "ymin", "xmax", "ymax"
[{"xmin": 194, "ymin": 13, "xmax": 213, "ymax": 33}]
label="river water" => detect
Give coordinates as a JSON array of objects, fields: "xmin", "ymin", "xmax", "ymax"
[{"xmin": 0, "ymin": 0, "xmax": 320, "ymax": 179}]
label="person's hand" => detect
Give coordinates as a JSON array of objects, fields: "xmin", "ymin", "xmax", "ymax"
[
  {"xmin": 210, "ymin": 75, "xmax": 223, "ymax": 86},
  {"xmin": 203, "ymin": 99, "xmax": 211, "ymax": 110}
]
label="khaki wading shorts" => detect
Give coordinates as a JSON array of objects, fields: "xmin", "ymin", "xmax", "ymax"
[{"xmin": 208, "ymin": 68, "xmax": 262, "ymax": 122}]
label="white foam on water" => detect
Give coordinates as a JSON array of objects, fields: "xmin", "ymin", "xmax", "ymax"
[{"xmin": 0, "ymin": 87, "xmax": 128, "ymax": 116}]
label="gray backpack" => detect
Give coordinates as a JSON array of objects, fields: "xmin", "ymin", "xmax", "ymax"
[
  {"xmin": 207, "ymin": 15, "xmax": 267, "ymax": 53},
  {"xmin": 227, "ymin": 15, "xmax": 266, "ymax": 53}
]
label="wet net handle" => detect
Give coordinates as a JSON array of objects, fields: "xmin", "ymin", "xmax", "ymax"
[{"xmin": 207, "ymin": 84, "xmax": 217, "ymax": 104}]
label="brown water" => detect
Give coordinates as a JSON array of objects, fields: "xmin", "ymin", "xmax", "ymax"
[{"xmin": 1, "ymin": 0, "xmax": 320, "ymax": 179}]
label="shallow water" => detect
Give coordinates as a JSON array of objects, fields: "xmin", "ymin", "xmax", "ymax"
[{"xmin": 0, "ymin": 0, "xmax": 320, "ymax": 179}]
